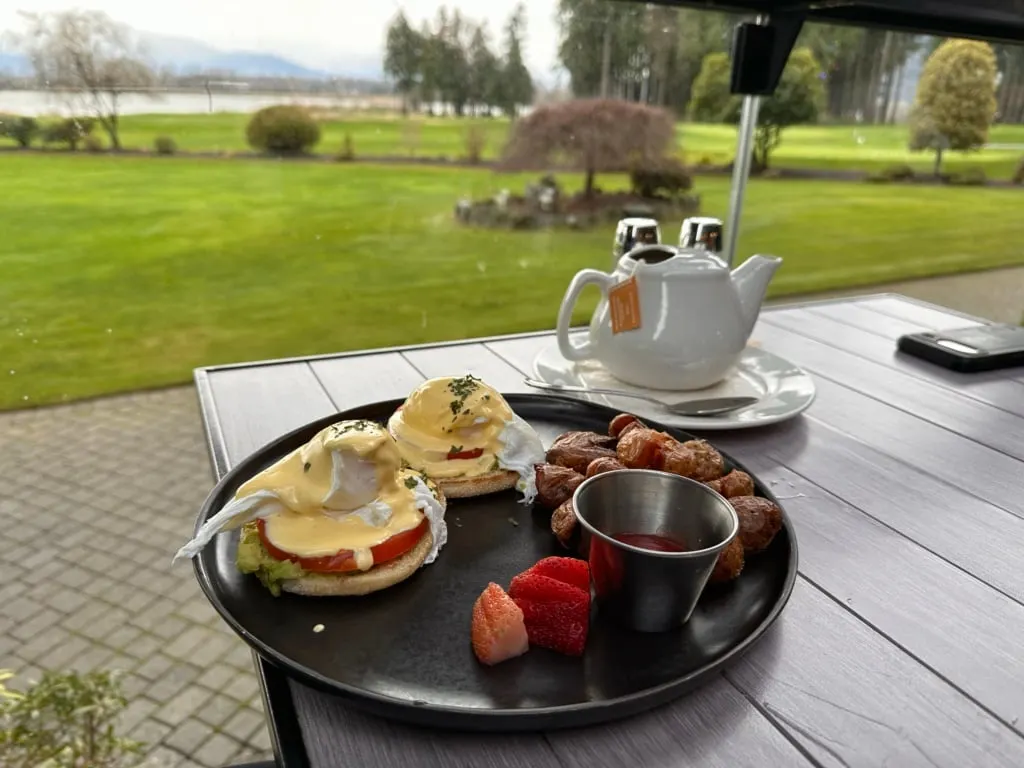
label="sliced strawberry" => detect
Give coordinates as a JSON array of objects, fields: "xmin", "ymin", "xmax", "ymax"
[
  {"xmin": 521, "ymin": 556, "xmax": 590, "ymax": 593},
  {"xmin": 471, "ymin": 583, "xmax": 529, "ymax": 666},
  {"xmin": 509, "ymin": 573, "xmax": 590, "ymax": 657}
]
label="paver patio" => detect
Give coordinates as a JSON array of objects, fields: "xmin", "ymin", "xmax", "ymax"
[
  {"xmin": 0, "ymin": 387, "xmax": 270, "ymax": 768},
  {"xmin": 0, "ymin": 266, "xmax": 1019, "ymax": 766}
]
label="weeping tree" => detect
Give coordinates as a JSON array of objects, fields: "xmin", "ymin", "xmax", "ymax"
[
  {"xmin": 499, "ymin": 98, "xmax": 675, "ymax": 197},
  {"xmin": 909, "ymin": 39, "xmax": 998, "ymax": 175}
]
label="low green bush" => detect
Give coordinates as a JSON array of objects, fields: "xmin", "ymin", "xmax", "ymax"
[
  {"xmin": 154, "ymin": 136, "xmax": 177, "ymax": 155},
  {"xmin": 83, "ymin": 136, "xmax": 104, "ymax": 152},
  {"xmin": 336, "ymin": 133, "xmax": 355, "ymax": 162},
  {"xmin": 0, "ymin": 115, "xmax": 39, "ymax": 148},
  {"xmin": 464, "ymin": 124, "xmax": 486, "ymax": 164},
  {"xmin": 246, "ymin": 105, "xmax": 320, "ymax": 155},
  {"xmin": 0, "ymin": 668, "xmax": 144, "ymax": 767},
  {"xmin": 41, "ymin": 117, "xmax": 95, "ymax": 150},
  {"xmin": 947, "ymin": 167, "xmax": 986, "ymax": 186},
  {"xmin": 630, "ymin": 158, "xmax": 693, "ymax": 198},
  {"xmin": 866, "ymin": 163, "xmax": 915, "ymax": 184}
]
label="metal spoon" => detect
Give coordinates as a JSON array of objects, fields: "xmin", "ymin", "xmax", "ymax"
[{"xmin": 523, "ymin": 378, "xmax": 758, "ymax": 417}]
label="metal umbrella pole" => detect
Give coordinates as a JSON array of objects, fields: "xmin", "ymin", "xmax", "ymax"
[
  {"xmin": 723, "ymin": 93, "xmax": 761, "ymax": 267},
  {"xmin": 722, "ymin": 14, "xmax": 770, "ymax": 268}
]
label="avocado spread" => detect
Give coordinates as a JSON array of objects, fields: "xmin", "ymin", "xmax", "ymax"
[{"xmin": 236, "ymin": 523, "xmax": 306, "ymax": 597}]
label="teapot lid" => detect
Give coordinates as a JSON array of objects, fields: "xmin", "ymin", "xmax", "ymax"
[{"xmin": 626, "ymin": 244, "xmax": 728, "ymax": 274}]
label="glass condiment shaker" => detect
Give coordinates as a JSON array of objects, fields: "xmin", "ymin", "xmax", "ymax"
[
  {"xmin": 679, "ymin": 216, "xmax": 724, "ymax": 254},
  {"xmin": 613, "ymin": 217, "xmax": 661, "ymax": 268}
]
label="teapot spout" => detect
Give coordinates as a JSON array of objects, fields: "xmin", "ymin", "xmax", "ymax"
[{"xmin": 731, "ymin": 254, "xmax": 782, "ymax": 337}]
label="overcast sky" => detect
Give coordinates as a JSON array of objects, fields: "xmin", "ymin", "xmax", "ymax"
[{"xmin": 0, "ymin": 0, "xmax": 565, "ymax": 80}]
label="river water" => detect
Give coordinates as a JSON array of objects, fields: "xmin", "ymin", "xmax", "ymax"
[{"xmin": 0, "ymin": 89, "xmax": 400, "ymax": 116}]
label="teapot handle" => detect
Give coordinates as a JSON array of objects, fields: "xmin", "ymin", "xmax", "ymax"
[{"xmin": 557, "ymin": 269, "xmax": 613, "ymax": 362}]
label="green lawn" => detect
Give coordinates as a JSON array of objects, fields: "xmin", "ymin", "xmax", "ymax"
[
  {"xmin": 680, "ymin": 122, "xmax": 1024, "ymax": 177},
  {"xmin": 3, "ymin": 152, "xmax": 1024, "ymax": 410},
  {"xmin": 7, "ymin": 112, "xmax": 1023, "ymax": 177}
]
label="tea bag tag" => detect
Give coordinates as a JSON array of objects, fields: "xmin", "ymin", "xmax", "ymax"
[{"xmin": 609, "ymin": 276, "xmax": 641, "ymax": 334}]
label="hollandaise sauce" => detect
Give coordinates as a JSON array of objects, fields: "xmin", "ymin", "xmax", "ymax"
[
  {"xmin": 242, "ymin": 421, "xmax": 428, "ymax": 569},
  {"xmin": 387, "ymin": 376, "xmax": 514, "ymax": 479},
  {"xmin": 173, "ymin": 419, "xmax": 446, "ymax": 568}
]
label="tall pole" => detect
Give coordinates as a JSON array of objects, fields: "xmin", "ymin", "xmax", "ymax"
[{"xmin": 723, "ymin": 16, "xmax": 768, "ymax": 267}]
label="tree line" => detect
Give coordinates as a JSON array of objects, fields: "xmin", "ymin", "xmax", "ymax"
[
  {"xmin": 556, "ymin": 1, "xmax": 1024, "ymax": 126},
  {"xmin": 384, "ymin": 4, "xmax": 534, "ymax": 118}
]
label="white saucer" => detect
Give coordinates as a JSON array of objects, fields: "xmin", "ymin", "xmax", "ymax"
[{"xmin": 532, "ymin": 335, "xmax": 816, "ymax": 431}]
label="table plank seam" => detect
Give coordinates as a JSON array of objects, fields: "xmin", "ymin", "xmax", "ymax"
[
  {"xmin": 810, "ymin": 303, "xmax": 1024, "ymax": 388},
  {"xmin": 798, "ymin": 575, "xmax": 1024, "ymax": 746},
  {"xmin": 766, "ymin": 450, "xmax": 1024, "ymax": 614},
  {"xmin": 856, "ymin": 295, "xmax": 995, "ymax": 328},
  {"xmin": 800, "ymin": 305, "xmax": 937, "ymax": 344},
  {"xmin": 725, "ymin": 682, "xmax": 834, "ymax": 768},
  {"xmin": 538, "ymin": 734, "xmax": 569, "ymax": 768},
  {"xmin": 764, "ymin": 311, "xmax": 1024, "ymax": 413},
  {"xmin": 799, "ymin": 408, "xmax": 1024, "ymax": 521},
  {"xmin": 807, "ymin": 303, "xmax": 1024, "ymax": 389},
  {"xmin": 768, "ymin": 292, "xmax": 898, "ymax": 313},
  {"xmin": 397, "ymin": 351, "xmax": 431, "ymax": 380},
  {"xmin": 758, "ymin": 317, "xmax": 1024, "ymax": 462},
  {"xmin": 306, "ymin": 363, "xmax": 353, "ymax": 413}
]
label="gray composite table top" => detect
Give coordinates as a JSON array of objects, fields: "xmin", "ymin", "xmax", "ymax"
[{"xmin": 193, "ymin": 294, "xmax": 1024, "ymax": 768}]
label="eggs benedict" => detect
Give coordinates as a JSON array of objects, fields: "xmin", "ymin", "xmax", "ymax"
[
  {"xmin": 387, "ymin": 376, "xmax": 544, "ymax": 501},
  {"xmin": 173, "ymin": 419, "xmax": 447, "ymax": 597}
]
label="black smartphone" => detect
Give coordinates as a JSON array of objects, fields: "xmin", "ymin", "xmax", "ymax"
[{"xmin": 897, "ymin": 325, "xmax": 1024, "ymax": 373}]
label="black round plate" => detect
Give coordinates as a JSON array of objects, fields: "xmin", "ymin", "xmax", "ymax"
[{"xmin": 193, "ymin": 395, "xmax": 798, "ymax": 731}]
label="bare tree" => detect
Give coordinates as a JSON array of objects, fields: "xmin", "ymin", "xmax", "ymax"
[
  {"xmin": 14, "ymin": 10, "xmax": 154, "ymax": 150},
  {"xmin": 499, "ymin": 98, "xmax": 675, "ymax": 196}
]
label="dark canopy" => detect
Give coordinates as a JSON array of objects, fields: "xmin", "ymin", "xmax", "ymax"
[
  {"xmin": 643, "ymin": 0, "xmax": 1024, "ymax": 96},
  {"xmin": 653, "ymin": 1, "xmax": 1024, "ymax": 44}
]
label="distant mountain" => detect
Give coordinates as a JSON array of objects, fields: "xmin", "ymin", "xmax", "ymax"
[
  {"xmin": 138, "ymin": 32, "xmax": 330, "ymax": 79},
  {"xmin": 0, "ymin": 30, "xmax": 375, "ymax": 81},
  {"xmin": 0, "ymin": 51, "xmax": 32, "ymax": 77}
]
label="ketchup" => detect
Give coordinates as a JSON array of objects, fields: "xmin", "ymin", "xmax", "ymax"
[{"xmin": 613, "ymin": 532, "xmax": 689, "ymax": 552}]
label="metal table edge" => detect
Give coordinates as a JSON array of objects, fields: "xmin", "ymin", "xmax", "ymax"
[
  {"xmin": 191, "ymin": 292, "xmax": 994, "ymax": 377},
  {"xmin": 192, "ymin": 368, "xmax": 311, "ymax": 768}
]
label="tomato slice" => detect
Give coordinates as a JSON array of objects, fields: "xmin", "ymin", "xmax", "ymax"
[
  {"xmin": 447, "ymin": 447, "xmax": 484, "ymax": 460},
  {"xmin": 257, "ymin": 517, "xmax": 429, "ymax": 573}
]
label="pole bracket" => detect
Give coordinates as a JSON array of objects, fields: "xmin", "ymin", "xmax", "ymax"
[{"xmin": 729, "ymin": 13, "xmax": 806, "ymax": 96}]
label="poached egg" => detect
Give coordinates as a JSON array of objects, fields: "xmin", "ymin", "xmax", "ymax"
[
  {"xmin": 174, "ymin": 419, "xmax": 447, "ymax": 569},
  {"xmin": 387, "ymin": 376, "xmax": 544, "ymax": 502}
]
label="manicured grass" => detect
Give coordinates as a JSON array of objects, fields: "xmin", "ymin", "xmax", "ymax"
[
  {"xmin": 118, "ymin": 112, "xmax": 515, "ymax": 161},
  {"xmin": 3, "ymin": 152, "xmax": 1024, "ymax": 410},
  {"xmin": 679, "ymin": 123, "xmax": 1024, "ymax": 177},
  {"xmin": 7, "ymin": 112, "xmax": 1022, "ymax": 176}
]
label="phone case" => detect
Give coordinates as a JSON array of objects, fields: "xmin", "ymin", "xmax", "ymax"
[{"xmin": 897, "ymin": 325, "xmax": 1024, "ymax": 373}]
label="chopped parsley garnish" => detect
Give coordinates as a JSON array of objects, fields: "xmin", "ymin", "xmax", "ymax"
[
  {"xmin": 303, "ymin": 462, "xmax": 311, "ymax": 473},
  {"xmin": 332, "ymin": 419, "xmax": 380, "ymax": 436},
  {"xmin": 404, "ymin": 476, "xmax": 419, "ymax": 490},
  {"xmin": 449, "ymin": 445, "xmax": 463, "ymax": 454},
  {"xmin": 448, "ymin": 375, "xmax": 481, "ymax": 417},
  {"xmin": 491, "ymin": 457, "xmax": 501, "ymax": 470}
]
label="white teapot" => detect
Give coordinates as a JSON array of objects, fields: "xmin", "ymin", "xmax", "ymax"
[{"xmin": 555, "ymin": 245, "xmax": 781, "ymax": 391}]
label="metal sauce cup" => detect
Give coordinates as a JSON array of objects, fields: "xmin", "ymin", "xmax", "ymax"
[{"xmin": 573, "ymin": 469, "xmax": 739, "ymax": 633}]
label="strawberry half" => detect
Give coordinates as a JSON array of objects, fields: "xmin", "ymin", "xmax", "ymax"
[
  {"xmin": 471, "ymin": 582, "xmax": 529, "ymax": 666},
  {"xmin": 509, "ymin": 573, "xmax": 590, "ymax": 657},
  {"xmin": 522, "ymin": 556, "xmax": 590, "ymax": 593}
]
